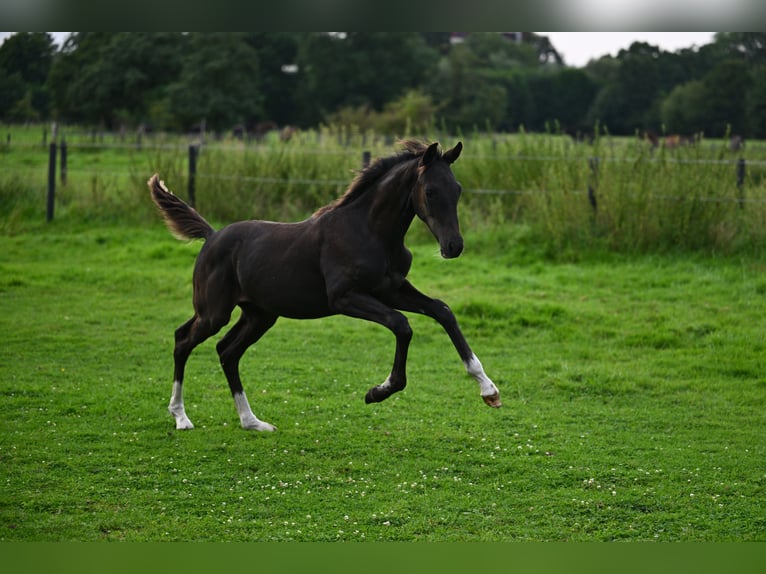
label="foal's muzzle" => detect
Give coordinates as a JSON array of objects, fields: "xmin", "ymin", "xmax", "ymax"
[{"xmin": 441, "ymin": 235, "xmax": 464, "ymax": 259}]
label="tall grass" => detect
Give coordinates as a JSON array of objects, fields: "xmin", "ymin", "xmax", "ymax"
[{"xmin": 2, "ymin": 123, "xmax": 765, "ymax": 254}]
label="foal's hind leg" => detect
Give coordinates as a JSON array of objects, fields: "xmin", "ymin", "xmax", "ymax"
[
  {"xmin": 169, "ymin": 313, "xmax": 229, "ymax": 429},
  {"xmin": 216, "ymin": 307, "xmax": 278, "ymax": 431}
]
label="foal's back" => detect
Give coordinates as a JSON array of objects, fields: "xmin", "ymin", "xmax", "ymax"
[{"xmin": 194, "ymin": 217, "xmax": 332, "ymax": 320}]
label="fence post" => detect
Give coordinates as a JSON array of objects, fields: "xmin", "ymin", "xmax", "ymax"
[
  {"xmin": 188, "ymin": 144, "xmax": 198, "ymax": 208},
  {"xmin": 362, "ymin": 150, "xmax": 371, "ymax": 169},
  {"xmin": 60, "ymin": 138, "xmax": 68, "ymax": 186},
  {"xmin": 46, "ymin": 142, "xmax": 57, "ymax": 222},
  {"xmin": 736, "ymin": 158, "xmax": 746, "ymax": 209},
  {"xmin": 587, "ymin": 156, "xmax": 599, "ymax": 213}
]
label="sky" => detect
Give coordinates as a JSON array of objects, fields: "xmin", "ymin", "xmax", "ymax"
[
  {"xmin": 540, "ymin": 32, "xmax": 716, "ymax": 67},
  {"xmin": 1, "ymin": 32, "xmax": 718, "ymax": 69}
]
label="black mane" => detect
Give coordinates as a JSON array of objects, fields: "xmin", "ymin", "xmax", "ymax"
[{"xmin": 313, "ymin": 140, "xmax": 434, "ymax": 217}]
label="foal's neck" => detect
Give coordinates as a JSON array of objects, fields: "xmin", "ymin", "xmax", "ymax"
[{"xmin": 367, "ymin": 165, "xmax": 418, "ymax": 245}]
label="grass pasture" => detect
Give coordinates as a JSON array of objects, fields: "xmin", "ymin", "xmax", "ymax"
[
  {"xmin": 3, "ymin": 123, "xmax": 766, "ymax": 254},
  {"xmin": 1, "ymin": 223, "xmax": 765, "ymax": 541}
]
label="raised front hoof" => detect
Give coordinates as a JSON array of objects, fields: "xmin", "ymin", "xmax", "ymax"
[{"xmin": 482, "ymin": 392, "xmax": 502, "ymax": 408}]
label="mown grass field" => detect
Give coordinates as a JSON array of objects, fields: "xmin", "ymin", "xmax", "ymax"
[{"xmin": 1, "ymin": 219, "xmax": 765, "ymax": 541}]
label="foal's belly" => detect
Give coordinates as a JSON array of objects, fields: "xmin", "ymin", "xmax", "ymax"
[{"xmin": 239, "ymin": 266, "xmax": 333, "ymax": 319}]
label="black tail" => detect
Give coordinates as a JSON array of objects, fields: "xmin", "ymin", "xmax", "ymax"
[{"xmin": 148, "ymin": 174, "xmax": 214, "ymax": 241}]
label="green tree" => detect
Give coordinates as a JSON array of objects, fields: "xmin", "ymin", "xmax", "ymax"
[
  {"xmin": 0, "ymin": 32, "xmax": 55, "ymax": 120},
  {"xmin": 660, "ymin": 80, "xmax": 708, "ymax": 134},
  {"xmin": 244, "ymin": 33, "xmax": 301, "ymax": 127},
  {"xmin": 48, "ymin": 32, "xmax": 186, "ymax": 128},
  {"xmin": 702, "ymin": 59, "xmax": 751, "ymax": 137},
  {"xmin": 464, "ymin": 32, "xmax": 540, "ymax": 69},
  {"xmin": 614, "ymin": 42, "xmax": 665, "ymax": 132},
  {"xmin": 712, "ymin": 33, "xmax": 766, "ymax": 67},
  {"xmin": 527, "ymin": 67, "xmax": 598, "ymax": 133},
  {"xmin": 167, "ymin": 33, "xmax": 263, "ymax": 132},
  {"xmin": 47, "ymin": 33, "xmax": 112, "ymax": 123},
  {"xmin": 0, "ymin": 68, "xmax": 25, "ymax": 119},
  {"xmin": 503, "ymin": 70, "xmax": 536, "ymax": 130},
  {"xmin": 295, "ymin": 33, "xmax": 438, "ymax": 126},
  {"xmin": 746, "ymin": 67, "xmax": 766, "ymax": 138}
]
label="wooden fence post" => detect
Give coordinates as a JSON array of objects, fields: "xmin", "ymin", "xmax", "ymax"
[
  {"xmin": 46, "ymin": 142, "xmax": 57, "ymax": 222},
  {"xmin": 736, "ymin": 158, "xmax": 746, "ymax": 209},
  {"xmin": 588, "ymin": 157, "xmax": 599, "ymax": 213},
  {"xmin": 188, "ymin": 144, "xmax": 198, "ymax": 208},
  {"xmin": 60, "ymin": 138, "xmax": 68, "ymax": 186},
  {"xmin": 362, "ymin": 150, "xmax": 371, "ymax": 169}
]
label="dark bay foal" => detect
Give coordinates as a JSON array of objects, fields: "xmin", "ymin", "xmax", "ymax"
[{"xmin": 149, "ymin": 140, "xmax": 500, "ymax": 431}]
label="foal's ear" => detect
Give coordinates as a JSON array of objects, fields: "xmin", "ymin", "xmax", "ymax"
[
  {"xmin": 443, "ymin": 141, "xmax": 463, "ymax": 164},
  {"xmin": 420, "ymin": 142, "xmax": 440, "ymax": 168}
]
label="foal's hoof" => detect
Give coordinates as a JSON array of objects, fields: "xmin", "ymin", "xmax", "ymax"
[
  {"xmin": 241, "ymin": 418, "xmax": 277, "ymax": 432},
  {"xmin": 365, "ymin": 388, "xmax": 383, "ymax": 404},
  {"xmin": 482, "ymin": 392, "xmax": 502, "ymax": 408}
]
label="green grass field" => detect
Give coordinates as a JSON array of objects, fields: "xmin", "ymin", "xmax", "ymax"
[{"xmin": 1, "ymin": 220, "xmax": 764, "ymax": 541}]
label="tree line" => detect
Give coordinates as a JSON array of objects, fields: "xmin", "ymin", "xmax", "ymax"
[{"xmin": 1, "ymin": 32, "xmax": 765, "ymax": 139}]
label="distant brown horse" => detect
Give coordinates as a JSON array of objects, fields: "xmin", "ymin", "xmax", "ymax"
[
  {"xmin": 149, "ymin": 140, "xmax": 501, "ymax": 431},
  {"xmin": 664, "ymin": 133, "xmax": 699, "ymax": 148}
]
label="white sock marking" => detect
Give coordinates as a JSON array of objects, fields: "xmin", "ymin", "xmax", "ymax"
[
  {"xmin": 234, "ymin": 391, "xmax": 276, "ymax": 431},
  {"xmin": 465, "ymin": 354, "xmax": 499, "ymax": 398},
  {"xmin": 169, "ymin": 380, "xmax": 194, "ymax": 430}
]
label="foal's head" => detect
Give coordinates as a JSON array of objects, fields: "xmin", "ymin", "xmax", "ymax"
[{"xmin": 413, "ymin": 141, "xmax": 464, "ymax": 259}]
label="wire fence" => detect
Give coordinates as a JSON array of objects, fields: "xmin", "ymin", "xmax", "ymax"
[{"xmin": 3, "ymin": 132, "xmax": 766, "ymax": 223}]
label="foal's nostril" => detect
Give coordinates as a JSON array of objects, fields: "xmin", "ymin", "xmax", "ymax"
[{"xmin": 443, "ymin": 236, "xmax": 464, "ymax": 258}]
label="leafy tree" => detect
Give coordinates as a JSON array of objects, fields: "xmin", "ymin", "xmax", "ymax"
[
  {"xmin": 48, "ymin": 32, "xmax": 186, "ymax": 128},
  {"xmin": 503, "ymin": 70, "xmax": 536, "ymax": 130},
  {"xmin": 419, "ymin": 33, "xmax": 453, "ymax": 55},
  {"xmin": 429, "ymin": 38, "xmax": 520, "ymax": 131},
  {"xmin": 701, "ymin": 59, "xmax": 752, "ymax": 137},
  {"xmin": 525, "ymin": 33, "xmax": 564, "ymax": 66},
  {"xmin": 660, "ymin": 80, "xmax": 708, "ymax": 134},
  {"xmin": 244, "ymin": 33, "xmax": 301, "ymax": 127},
  {"xmin": 377, "ymin": 89, "xmax": 437, "ymax": 134},
  {"xmin": 0, "ymin": 68, "xmax": 25, "ymax": 119},
  {"xmin": 295, "ymin": 33, "xmax": 438, "ymax": 126},
  {"xmin": 15, "ymin": 31, "xmax": 761, "ymax": 141},
  {"xmin": 167, "ymin": 33, "xmax": 263, "ymax": 132},
  {"xmin": 713, "ymin": 33, "xmax": 766, "ymax": 67},
  {"xmin": 0, "ymin": 32, "xmax": 55, "ymax": 120},
  {"xmin": 614, "ymin": 42, "xmax": 665, "ymax": 132},
  {"xmin": 527, "ymin": 67, "xmax": 598, "ymax": 133},
  {"xmin": 746, "ymin": 67, "xmax": 766, "ymax": 138},
  {"xmin": 47, "ymin": 33, "xmax": 112, "ymax": 123},
  {"xmin": 464, "ymin": 32, "xmax": 540, "ymax": 69}
]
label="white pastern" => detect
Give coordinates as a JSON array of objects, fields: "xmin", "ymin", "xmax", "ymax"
[
  {"xmin": 234, "ymin": 391, "xmax": 276, "ymax": 431},
  {"xmin": 168, "ymin": 381, "xmax": 194, "ymax": 430},
  {"xmin": 465, "ymin": 354, "xmax": 501, "ymax": 405}
]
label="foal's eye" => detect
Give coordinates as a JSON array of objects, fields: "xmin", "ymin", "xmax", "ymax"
[{"xmin": 424, "ymin": 188, "xmax": 436, "ymax": 200}]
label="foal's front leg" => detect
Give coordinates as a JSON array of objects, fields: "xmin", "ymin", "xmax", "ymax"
[
  {"xmin": 329, "ymin": 290, "xmax": 413, "ymax": 403},
  {"xmin": 387, "ymin": 281, "xmax": 501, "ymax": 407}
]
